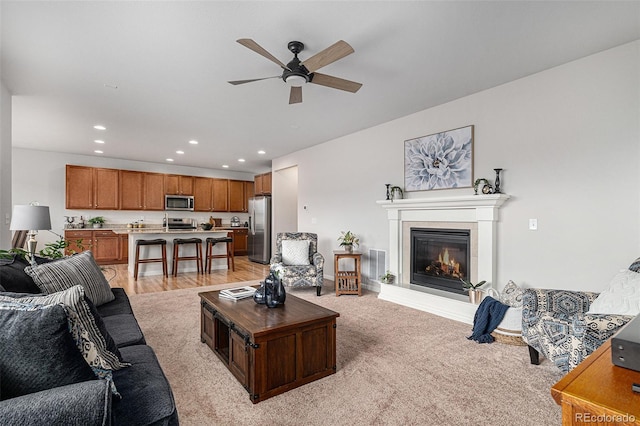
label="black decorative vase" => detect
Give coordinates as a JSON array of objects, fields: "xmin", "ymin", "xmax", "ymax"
[
  {"xmin": 253, "ymin": 281, "xmax": 266, "ymax": 305},
  {"xmin": 264, "ymin": 272, "xmax": 286, "ymax": 308}
]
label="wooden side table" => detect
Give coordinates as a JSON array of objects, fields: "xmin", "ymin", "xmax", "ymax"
[
  {"xmin": 334, "ymin": 251, "xmax": 362, "ymax": 296},
  {"xmin": 551, "ymin": 339, "xmax": 640, "ymax": 425}
]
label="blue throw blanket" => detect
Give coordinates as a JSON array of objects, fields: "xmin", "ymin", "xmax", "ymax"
[{"xmin": 468, "ymin": 296, "xmax": 510, "ymax": 343}]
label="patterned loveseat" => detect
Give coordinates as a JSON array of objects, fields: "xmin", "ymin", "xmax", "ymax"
[
  {"xmin": 270, "ymin": 232, "xmax": 324, "ymax": 296},
  {"xmin": 522, "ymin": 288, "xmax": 632, "ymax": 373}
]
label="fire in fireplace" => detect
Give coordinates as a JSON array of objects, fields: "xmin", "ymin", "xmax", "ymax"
[{"xmin": 410, "ymin": 228, "xmax": 471, "ymax": 295}]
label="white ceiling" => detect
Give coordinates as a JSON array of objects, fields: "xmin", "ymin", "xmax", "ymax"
[{"xmin": 2, "ymin": 1, "xmax": 639, "ymax": 174}]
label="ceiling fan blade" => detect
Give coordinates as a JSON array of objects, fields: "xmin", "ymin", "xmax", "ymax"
[
  {"xmin": 301, "ymin": 40, "xmax": 354, "ymax": 73},
  {"xmin": 236, "ymin": 39, "xmax": 289, "ymax": 70},
  {"xmin": 310, "ymin": 73, "xmax": 362, "ymax": 93},
  {"xmin": 289, "ymin": 86, "xmax": 302, "ymax": 104},
  {"xmin": 228, "ymin": 76, "xmax": 281, "ymax": 85}
]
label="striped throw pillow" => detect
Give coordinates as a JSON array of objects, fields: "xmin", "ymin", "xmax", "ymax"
[{"xmin": 25, "ymin": 251, "xmax": 115, "ymax": 306}]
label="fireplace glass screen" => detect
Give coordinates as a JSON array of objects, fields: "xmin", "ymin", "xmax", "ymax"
[{"xmin": 410, "ymin": 228, "xmax": 471, "ymax": 295}]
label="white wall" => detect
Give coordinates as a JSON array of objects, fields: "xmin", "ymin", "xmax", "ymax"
[
  {"xmin": 272, "ymin": 165, "xmax": 298, "ymax": 237},
  {"xmin": 273, "ymin": 41, "xmax": 640, "ymax": 293},
  {"xmin": 0, "ymin": 79, "xmax": 11, "ymax": 248},
  {"xmin": 12, "ymin": 148, "xmax": 255, "ymax": 246}
]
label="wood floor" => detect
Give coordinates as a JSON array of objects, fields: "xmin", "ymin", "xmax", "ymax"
[{"xmin": 103, "ymin": 256, "xmax": 271, "ymax": 295}]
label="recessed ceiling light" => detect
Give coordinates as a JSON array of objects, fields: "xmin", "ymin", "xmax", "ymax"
[
  {"xmin": 94, "ymin": 140, "xmax": 105, "ymax": 144},
  {"xmin": 93, "ymin": 125, "xmax": 106, "ymax": 130},
  {"xmin": 94, "ymin": 150, "xmax": 103, "ymax": 154},
  {"xmin": 189, "ymin": 140, "xmax": 198, "ymax": 145},
  {"xmin": 238, "ymin": 158, "xmax": 245, "ymax": 162},
  {"xmin": 222, "ymin": 165, "xmax": 229, "ymax": 168},
  {"xmin": 166, "ymin": 158, "xmax": 174, "ymax": 162},
  {"xmin": 176, "ymin": 150, "xmax": 184, "ymax": 155},
  {"xmin": 258, "ymin": 150, "xmax": 266, "ymax": 155}
]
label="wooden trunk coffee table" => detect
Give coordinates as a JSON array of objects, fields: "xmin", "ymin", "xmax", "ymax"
[{"xmin": 199, "ymin": 289, "xmax": 340, "ymax": 403}]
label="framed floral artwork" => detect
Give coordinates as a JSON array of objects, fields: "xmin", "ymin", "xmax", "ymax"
[{"xmin": 404, "ymin": 125, "xmax": 474, "ymax": 191}]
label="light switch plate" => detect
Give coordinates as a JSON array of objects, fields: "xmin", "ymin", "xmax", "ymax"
[{"xmin": 529, "ymin": 219, "xmax": 538, "ymax": 230}]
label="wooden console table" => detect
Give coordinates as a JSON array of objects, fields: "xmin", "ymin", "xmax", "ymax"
[
  {"xmin": 334, "ymin": 251, "xmax": 362, "ymax": 296},
  {"xmin": 199, "ymin": 289, "xmax": 339, "ymax": 403},
  {"xmin": 551, "ymin": 339, "xmax": 640, "ymax": 425}
]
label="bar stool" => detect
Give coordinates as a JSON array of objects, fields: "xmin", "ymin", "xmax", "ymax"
[
  {"xmin": 134, "ymin": 239, "xmax": 168, "ymax": 280},
  {"xmin": 172, "ymin": 238, "xmax": 203, "ymax": 276},
  {"xmin": 205, "ymin": 233, "xmax": 235, "ymax": 273}
]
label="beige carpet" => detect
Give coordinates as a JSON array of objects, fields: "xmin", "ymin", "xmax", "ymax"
[{"xmin": 129, "ymin": 283, "xmax": 563, "ymax": 426}]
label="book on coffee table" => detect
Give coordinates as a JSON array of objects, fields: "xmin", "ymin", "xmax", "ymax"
[{"xmin": 220, "ymin": 286, "xmax": 256, "ymax": 300}]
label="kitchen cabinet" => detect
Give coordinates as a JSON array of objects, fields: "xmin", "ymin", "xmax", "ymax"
[
  {"xmin": 94, "ymin": 168, "xmax": 120, "ymax": 210},
  {"xmin": 232, "ymin": 228, "xmax": 248, "ymax": 255},
  {"xmin": 92, "ymin": 230, "xmax": 120, "ymax": 264},
  {"xmin": 193, "ymin": 177, "xmax": 214, "ymax": 212},
  {"xmin": 119, "ymin": 170, "xmax": 144, "ymax": 210},
  {"xmin": 119, "ymin": 234, "xmax": 129, "ymax": 263},
  {"xmin": 212, "ymin": 179, "xmax": 228, "ymax": 212},
  {"xmin": 64, "ymin": 230, "xmax": 126, "ymax": 265},
  {"xmin": 245, "ymin": 181, "xmax": 255, "ymax": 207},
  {"xmin": 64, "ymin": 230, "xmax": 93, "ymax": 255},
  {"xmin": 66, "ymin": 164, "xmax": 251, "ymax": 212},
  {"xmin": 119, "ymin": 171, "xmax": 165, "ymax": 211},
  {"xmin": 254, "ymin": 172, "xmax": 271, "ymax": 195},
  {"xmin": 143, "ymin": 172, "xmax": 165, "ymax": 210},
  {"xmin": 165, "ymin": 174, "xmax": 194, "ymax": 195},
  {"xmin": 66, "ymin": 165, "xmax": 119, "ymax": 210},
  {"xmin": 229, "ymin": 180, "xmax": 254, "ymax": 212},
  {"xmin": 66, "ymin": 166, "xmax": 94, "ymax": 209}
]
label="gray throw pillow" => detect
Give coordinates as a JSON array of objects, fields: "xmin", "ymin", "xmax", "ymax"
[
  {"xmin": 630, "ymin": 257, "xmax": 640, "ymax": 273},
  {"xmin": 24, "ymin": 251, "xmax": 115, "ymax": 306},
  {"xmin": 0, "ymin": 302, "xmax": 96, "ymax": 399},
  {"xmin": 0, "ymin": 286, "xmax": 129, "ymax": 396}
]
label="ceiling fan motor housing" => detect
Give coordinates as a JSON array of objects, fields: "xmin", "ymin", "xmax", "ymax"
[{"xmin": 283, "ymin": 41, "xmax": 312, "ymax": 86}]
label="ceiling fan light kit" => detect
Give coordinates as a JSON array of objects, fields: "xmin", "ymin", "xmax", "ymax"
[{"xmin": 230, "ymin": 38, "xmax": 362, "ymax": 104}]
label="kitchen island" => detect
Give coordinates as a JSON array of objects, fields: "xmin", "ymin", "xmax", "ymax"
[{"xmin": 112, "ymin": 228, "xmax": 233, "ymax": 277}]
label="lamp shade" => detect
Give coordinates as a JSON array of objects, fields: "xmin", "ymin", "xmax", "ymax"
[{"xmin": 10, "ymin": 205, "xmax": 52, "ymax": 231}]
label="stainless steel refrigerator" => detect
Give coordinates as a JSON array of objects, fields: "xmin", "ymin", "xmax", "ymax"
[{"xmin": 248, "ymin": 195, "xmax": 271, "ymax": 264}]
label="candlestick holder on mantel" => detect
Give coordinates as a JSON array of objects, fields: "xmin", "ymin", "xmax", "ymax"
[{"xmin": 494, "ymin": 169, "xmax": 502, "ymax": 194}]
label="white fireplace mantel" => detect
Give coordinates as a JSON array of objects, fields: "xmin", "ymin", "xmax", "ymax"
[{"xmin": 376, "ymin": 194, "xmax": 510, "ymax": 323}]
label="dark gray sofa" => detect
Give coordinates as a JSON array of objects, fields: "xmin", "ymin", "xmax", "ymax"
[{"xmin": 0, "ymin": 255, "xmax": 179, "ymax": 425}]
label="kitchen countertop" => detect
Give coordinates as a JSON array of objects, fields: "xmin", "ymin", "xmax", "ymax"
[
  {"xmin": 111, "ymin": 227, "xmax": 248, "ymax": 234},
  {"xmin": 66, "ymin": 226, "xmax": 248, "ymax": 233}
]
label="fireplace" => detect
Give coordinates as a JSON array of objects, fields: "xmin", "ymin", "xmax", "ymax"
[
  {"xmin": 377, "ymin": 194, "xmax": 510, "ymax": 323},
  {"xmin": 410, "ymin": 228, "xmax": 470, "ymax": 295}
]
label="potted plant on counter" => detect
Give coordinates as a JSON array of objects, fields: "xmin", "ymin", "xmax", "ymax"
[
  {"xmin": 87, "ymin": 216, "xmax": 105, "ymax": 229},
  {"xmin": 461, "ymin": 279, "xmax": 487, "ymax": 304},
  {"xmin": 337, "ymin": 231, "xmax": 359, "ymax": 253}
]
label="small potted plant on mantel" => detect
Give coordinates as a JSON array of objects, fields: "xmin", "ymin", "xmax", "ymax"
[
  {"xmin": 337, "ymin": 231, "xmax": 360, "ymax": 253},
  {"xmin": 87, "ymin": 216, "xmax": 105, "ymax": 229},
  {"xmin": 380, "ymin": 270, "xmax": 395, "ymax": 284},
  {"xmin": 460, "ymin": 279, "xmax": 487, "ymax": 304}
]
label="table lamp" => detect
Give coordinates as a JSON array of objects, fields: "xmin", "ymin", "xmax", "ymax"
[{"xmin": 10, "ymin": 204, "xmax": 52, "ymax": 257}]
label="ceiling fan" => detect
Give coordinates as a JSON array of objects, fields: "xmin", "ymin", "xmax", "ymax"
[{"xmin": 228, "ymin": 39, "xmax": 363, "ymax": 104}]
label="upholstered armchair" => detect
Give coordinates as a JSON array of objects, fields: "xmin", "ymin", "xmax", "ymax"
[
  {"xmin": 522, "ymin": 288, "xmax": 633, "ymax": 373},
  {"xmin": 270, "ymin": 232, "xmax": 324, "ymax": 296}
]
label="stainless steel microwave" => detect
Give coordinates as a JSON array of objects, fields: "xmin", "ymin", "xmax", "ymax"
[{"xmin": 165, "ymin": 195, "xmax": 194, "ymax": 211}]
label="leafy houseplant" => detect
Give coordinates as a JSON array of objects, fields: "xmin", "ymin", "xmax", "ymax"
[
  {"xmin": 338, "ymin": 231, "xmax": 360, "ymax": 253},
  {"xmin": 88, "ymin": 216, "xmax": 105, "ymax": 228},
  {"xmin": 461, "ymin": 279, "xmax": 488, "ymax": 304},
  {"xmin": 0, "ymin": 236, "xmax": 86, "ymax": 260},
  {"xmin": 380, "ymin": 270, "xmax": 395, "ymax": 284}
]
